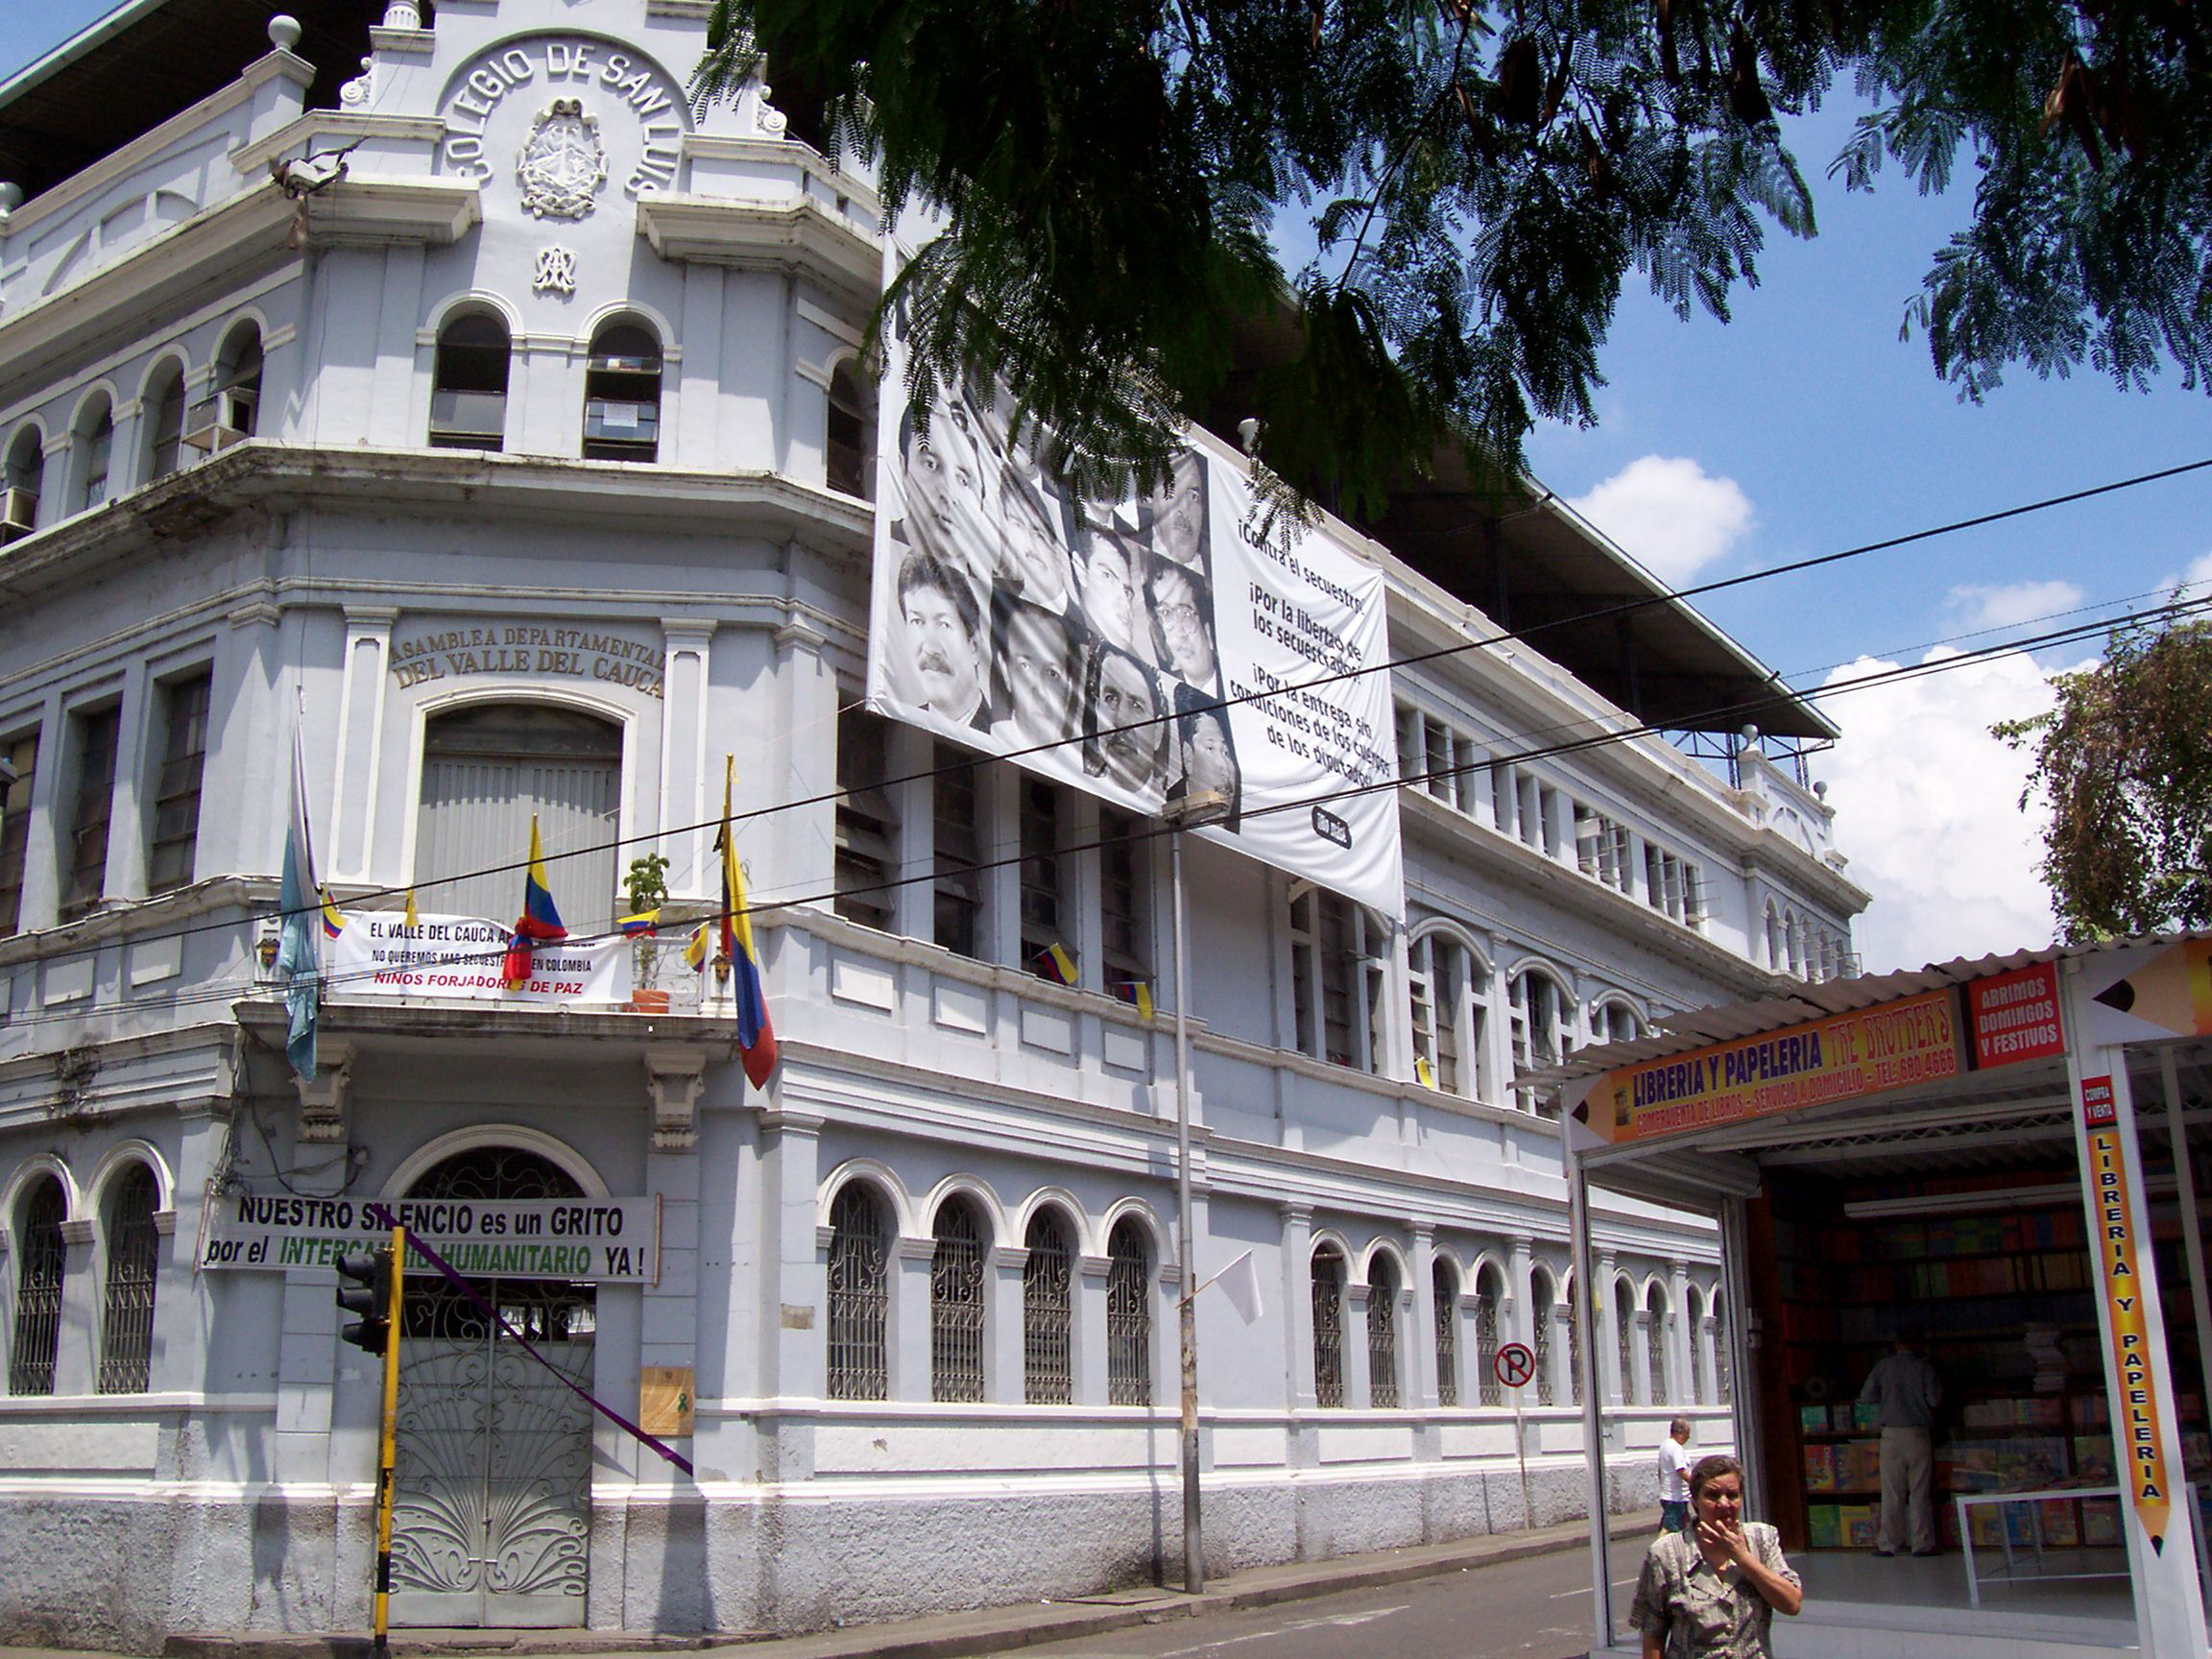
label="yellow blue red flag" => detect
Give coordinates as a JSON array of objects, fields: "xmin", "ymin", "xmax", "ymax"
[
  {"xmin": 719, "ymin": 757, "xmax": 779, "ymax": 1089},
  {"xmin": 502, "ymin": 815, "xmax": 568, "ymax": 989}
]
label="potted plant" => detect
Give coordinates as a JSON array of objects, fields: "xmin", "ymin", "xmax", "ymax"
[{"xmin": 625, "ymin": 853, "xmax": 671, "ymax": 1012}]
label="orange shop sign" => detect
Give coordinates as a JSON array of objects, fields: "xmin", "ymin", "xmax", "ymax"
[{"xmin": 1575, "ymin": 988, "xmax": 1963, "ymax": 1147}]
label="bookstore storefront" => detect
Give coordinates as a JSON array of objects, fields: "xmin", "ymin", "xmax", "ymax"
[{"xmin": 1547, "ymin": 941, "xmax": 2212, "ymax": 1659}]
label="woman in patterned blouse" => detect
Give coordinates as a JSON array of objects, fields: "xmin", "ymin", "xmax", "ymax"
[{"xmin": 1630, "ymin": 1454, "xmax": 1803, "ymax": 1659}]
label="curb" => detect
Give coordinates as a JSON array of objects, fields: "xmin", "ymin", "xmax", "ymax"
[{"xmin": 160, "ymin": 1511, "xmax": 1658, "ymax": 1659}]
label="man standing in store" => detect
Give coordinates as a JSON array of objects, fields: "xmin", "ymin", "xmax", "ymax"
[{"xmin": 1860, "ymin": 1328, "xmax": 1942, "ymax": 1556}]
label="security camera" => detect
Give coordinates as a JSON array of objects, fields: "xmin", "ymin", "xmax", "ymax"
[{"xmin": 271, "ymin": 153, "xmax": 348, "ymax": 197}]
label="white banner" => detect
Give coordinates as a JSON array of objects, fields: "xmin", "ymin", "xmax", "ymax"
[
  {"xmin": 328, "ymin": 911, "xmax": 630, "ymax": 1005},
  {"xmin": 863, "ymin": 338, "xmax": 1404, "ymax": 919},
  {"xmin": 200, "ymin": 1192, "xmax": 660, "ymax": 1283}
]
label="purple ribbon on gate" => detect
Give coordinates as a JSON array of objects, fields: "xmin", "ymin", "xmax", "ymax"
[{"xmin": 398, "ymin": 1224, "xmax": 696, "ymax": 1478}]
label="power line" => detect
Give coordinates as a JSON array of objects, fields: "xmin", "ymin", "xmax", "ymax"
[
  {"xmin": 11, "ymin": 586, "xmax": 2200, "ymax": 1033},
  {"xmin": 4, "ymin": 455, "xmax": 2206, "ymax": 981}
]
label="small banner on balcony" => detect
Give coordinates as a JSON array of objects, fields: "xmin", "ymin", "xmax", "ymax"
[
  {"xmin": 327, "ymin": 911, "xmax": 630, "ymax": 1005},
  {"xmin": 200, "ymin": 1191, "xmax": 661, "ymax": 1284}
]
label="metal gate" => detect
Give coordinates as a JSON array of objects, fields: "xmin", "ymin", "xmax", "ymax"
[{"xmin": 387, "ymin": 1148, "xmax": 596, "ymax": 1628}]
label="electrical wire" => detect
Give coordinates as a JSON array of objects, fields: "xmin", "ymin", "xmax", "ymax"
[{"xmin": 6, "ymin": 584, "xmax": 2201, "ymax": 1032}]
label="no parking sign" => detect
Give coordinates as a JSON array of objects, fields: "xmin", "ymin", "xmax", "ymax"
[{"xmin": 1494, "ymin": 1341, "xmax": 1537, "ymax": 1390}]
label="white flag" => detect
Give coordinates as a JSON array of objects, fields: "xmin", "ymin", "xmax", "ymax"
[{"xmin": 1214, "ymin": 1249, "xmax": 1263, "ymax": 1326}]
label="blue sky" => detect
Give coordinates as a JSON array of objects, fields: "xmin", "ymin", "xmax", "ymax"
[{"xmin": 8, "ymin": 5, "xmax": 2205, "ymax": 971}]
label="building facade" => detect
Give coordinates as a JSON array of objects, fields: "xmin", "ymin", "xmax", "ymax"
[{"xmin": 0, "ymin": 1, "xmax": 1864, "ymax": 1648}]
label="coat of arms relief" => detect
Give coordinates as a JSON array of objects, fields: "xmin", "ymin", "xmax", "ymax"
[{"xmin": 517, "ymin": 98, "xmax": 608, "ymax": 219}]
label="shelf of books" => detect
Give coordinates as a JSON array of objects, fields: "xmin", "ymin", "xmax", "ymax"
[{"xmin": 1758, "ymin": 1170, "xmax": 2210, "ymax": 1552}]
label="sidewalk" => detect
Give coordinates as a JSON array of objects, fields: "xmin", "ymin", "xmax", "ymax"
[{"xmin": 8, "ymin": 1510, "xmax": 1651, "ymax": 1659}]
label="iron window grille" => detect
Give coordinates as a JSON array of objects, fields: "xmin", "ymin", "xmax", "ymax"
[
  {"xmin": 1714, "ymin": 1302, "xmax": 1732, "ymax": 1406},
  {"xmin": 62, "ymin": 705, "xmax": 119, "ymax": 923},
  {"xmin": 931, "ymin": 1199, "xmax": 987, "ymax": 1403},
  {"xmin": 1617, "ymin": 1287, "xmax": 1639, "ymax": 1407},
  {"xmin": 827, "ymin": 1185, "xmax": 890, "ymax": 1401},
  {"xmin": 1311, "ymin": 1247, "xmax": 1346, "ymax": 1408},
  {"xmin": 10, "ymin": 1176, "xmax": 67, "ymax": 1395},
  {"xmin": 0, "ymin": 730, "xmax": 36, "ymax": 936},
  {"xmin": 1433, "ymin": 1261, "xmax": 1459, "ymax": 1408},
  {"xmin": 1367, "ymin": 1260, "xmax": 1401, "ymax": 1407},
  {"xmin": 932, "ymin": 746, "xmax": 982, "ymax": 958},
  {"xmin": 1647, "ymin": 1295, "xmax": 1670, "ymax": 1406},
  {"xmin": 97, "ymin": 1165, "xmax": 160, "ymax": 1393},
  {"xmin": 1690, "ymin": 1302, "xmax": 1709, "ymax": 1404},
  {"xmin": 1022, "ymin": 1211, "xmax": 1074, "ymax": 1404},
  {"xmin": 1105, "ymin": 1219, "xmax": 1152, "ymax": 1406},
  {"xmin": 1477, "ymin": 1278, "xmax": 1503, "ymax": 1407},
  {"xmin": 1532, "ymin": 1281, "xmax": 1556, "ymax": 1407}
]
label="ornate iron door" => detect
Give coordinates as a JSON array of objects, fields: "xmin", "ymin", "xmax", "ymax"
[{"xmin": 389, "ymin": 1289, "xmax": 594, "ymax": 1627}]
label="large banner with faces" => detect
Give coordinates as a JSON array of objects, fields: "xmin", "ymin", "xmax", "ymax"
[{"xmin": 863, "ymin": 301, "xmax": 1405, "ymax": 921}]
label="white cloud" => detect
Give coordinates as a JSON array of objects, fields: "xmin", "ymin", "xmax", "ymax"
[
  {"xmin": 1944, "ymin": 579, "xmax": 2085, "ymax": 632},
  {"xmin": 1567, "ymin": 456, "xmax": 1753, "ymax": 586},
  {"xmin": 1811, "ymin": 646, "xmax": 2095, "ymax": 975},
  {"xmin": 2155, "ymin": 550, "xmax": 2212, "ymax": 603}
]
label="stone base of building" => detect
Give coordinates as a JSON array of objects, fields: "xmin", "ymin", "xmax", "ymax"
[{"xmin": 0, "ymin": 1460, "xmax": 1659, "ymax": 1651}]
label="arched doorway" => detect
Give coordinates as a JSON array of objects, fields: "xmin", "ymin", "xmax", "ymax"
[{"xmin": 388, "ymin": 1146, "xmax": 596, "ymax": 1628}]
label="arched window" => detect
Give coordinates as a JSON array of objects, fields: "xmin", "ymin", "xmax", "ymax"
[
  {"xmin": 1566, "ymin": 1273, "xmax": 1583, "ymax": 1406},
  {"xmin": 10, "ymin": 1175, "xmax": 67, "ymax": 1396},
  {"xmin": 75, "ymin": 397, "xmax": 113, "ymax": 511},
  {"xmin": 1686, "ymin": 1286, "xmax": 1708, "ymax": 1405},
  {"xmin": 429, "ymin": 310, "xmax": 511, "ymax": 450},
  {"xmin": 97, "ymin": 1164, "xmax": 160, "ymax": 1394},
  {"xmin": 1529, "ymin": 1266, "xmax": 1556, "ymax": 1407},
  {"xmin": 826, "ymin": 360, "xmax": 872, "ymax": 498},
  {"xmin": 1712, "ymin": 1289, "xmax": 1732, "ymax": 1406},
  {"xmin": 145, "ymin": 361, "xmax": 187, "ymax": 482},
  {"xmin": 187, "ymin": 323, "xmax": 263, "ymax": 450},
  {"xmin": 1765, "ymin": 902, "xmax": 1784, "ymax": 972},
  {"xmin": 1645, "ymin": 1282, "xmax": 1671, "ymax": 1406},
  {"xmin": 1022, "ymin": 1208, "xmax": 1073, "ymax": 1404},
  {"xmin": 1508, "ymin": 968, "xmax": 1573, "ymax": 1096},
  {"xmin": 1590, "ymin": 998, "xmax": 1642, "ymax": 1046},
  {"xmin": 1432, "ymin": 1257, "xmax": 1460, "ymax": 1408},
  {"xmin": 3, "ymin": 425, "xmax": 42, "ymax": 543},
  {"xmin": 1475, "ymin": 1262, "xmax": 1505, "ymax": 1407},
  {"xmin": 1615, "ymin": 1279, "xmax": 1639, "ymax": 1407},
  {"xmin": 414, "ymin": 705, "xmax": 621, "ymax": 933},
  {"xmin": 930, "ymin": 1195, "xmax": 988, "ymax": 1402},
  {"xmin": 1367, "ymin": 1252, "xmax": 1401, "ymax": 1408},
  {"xmin": 1105, "ymin": 1217, "xmax": 1152, "ymax": 1406},
  {"xmin": 582, "ymin": 320, "xmax": 661, "ymax": 462},
  {"xmin": 1311, "ymin": 1243, "xmax": 1347, "ymax": 1408},
  {"xmin": 1409, "ymin": 932, "xmax": 1496, "ymax": 1101},
  {"xmin": 826, "ymin": 1182, "xmax": 889, "ymax": 1400}
]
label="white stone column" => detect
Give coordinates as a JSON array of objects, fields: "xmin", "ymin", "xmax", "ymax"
[
  {"xmin": 989, "ymin": 1244, "xmax": 1024, "ymax": 1404},
  {"xmin": 1345, "ymin": 1282, "xmax": 1375, "ymax": 1408},
  {"xmin": 1509, "ymin": 1236, "xmax": 1535, "ymax": 1347},
  {"xmin": 1076, "ymin": 1253, "xmax": 1111, "ymax": 1407},
  {"xmin": 757, "ymin": 1108, "xmax": 823, "ymax": 1481},
  {"xmin": 1632, "ymin": 1308, "xmax": 1655, "ymax": 1407},
  {"xmin": 329, "ymin": 606, "xmax": 395, "ymax": 882},
  {"xmin": 1597, "ymin": 1250, "xmax": 1623, "ymax": 1407},
  {"xmin": 101, "ymin": 661, "xmax": 152, "ymax": 902},
  {"xmin": 1668, "ymin": 1260, "xmax": 1693, "ymax": 1409},
  {"xmin": 660, "ymin": 620, "xmax": 715, "ymax": 898},
  {"xmin": 1411, "ymin": 1225, "xmax": 1439, "ymax": 1410},
  {"xmin": 1281, "ymin": 1204, "xmax": 1315, "ymax": 1411},
  {"xmin": 892, "ymin": 1237, "xmax": 935, "ymax": 1403},
  {"xmin": 54, "ymin": 1217, "xmax": 97, "ymax": 1397}
]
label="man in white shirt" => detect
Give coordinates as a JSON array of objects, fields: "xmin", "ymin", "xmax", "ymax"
[{"xmin": 1658, "ymin": 1415, "xmax": 1694, "ymax": 1533}]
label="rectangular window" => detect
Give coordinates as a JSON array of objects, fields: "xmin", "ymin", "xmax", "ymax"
[
  {"xmin": 1290, "ymin": 887, "xmax": 1376, "ymax": 1070},
  {"xmin": 931, "ymin": 744, "xmax": 981, "ymax": 958},
  {"xmin": 146, "ymin": 672, "xmax": 211, "ymax": 894},
  {"xmin": 833, "ymin": 708, "xmax": 896, "ymax": 933},
  {"xmin": 1395, "ymin": 703, "xmax": 1422, "ymax": 788},
  {"xmin": 1422, "ymin": 717, "xmax": 1452, "ymax": 803},
  {"xmin": 1019, "ymin": 777, "xmax": 1066, "ymax": 979},
  {"xmin": 61, "ymin": 706, "xmax": 119, "ymax": 922},
  {"xmin": 1517, "ymin": 775, "xmax": 1542, "ymax": 851},
  {"xmin": 1683, "ymin": 864, "xmax": 1708, "ymax": 930},
  {"xmin": 0, "ymin": 731, "xmax": 36, "ymax": 936},
  {"xmin": 1098, "ymin": 806, "xmax": 1146, "ymax": 995}
]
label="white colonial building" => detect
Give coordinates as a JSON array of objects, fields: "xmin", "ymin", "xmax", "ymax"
[{"xmin": 0, "ymin": 0, "xmax": 1863, "ymax": 1647}]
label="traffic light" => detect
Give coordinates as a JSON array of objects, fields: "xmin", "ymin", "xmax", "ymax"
[{"xmin": 336, "ymin": 1247, "xmax": 393, "ymax": 1356}]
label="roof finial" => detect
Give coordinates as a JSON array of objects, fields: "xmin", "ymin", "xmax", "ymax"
[{"xmin": 268, "ymin": 14, "xmax": 302, "ymax": 51}]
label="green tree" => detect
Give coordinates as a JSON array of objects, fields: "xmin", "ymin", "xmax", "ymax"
[
  {"xmin": 695, "ymin": 0, "xmax": 2212, "ymax": 512},
  {"xmin": 1997, "ymin": 616, "xmax": 2212, "ymax": 940}
]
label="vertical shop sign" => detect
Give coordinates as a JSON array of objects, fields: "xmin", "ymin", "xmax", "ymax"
[{"xmin": 2081, "ymin": 1073, "xmax": 2174, "ymax": 1552}]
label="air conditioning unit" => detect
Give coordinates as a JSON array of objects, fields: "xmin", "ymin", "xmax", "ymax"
[
  {"xmin": 0, "ymin": 486, "xmax": 36, "ymax": 542},
  {"xmin": 181, "ymin": 388, "xmax": 258, "ymax": 452}
]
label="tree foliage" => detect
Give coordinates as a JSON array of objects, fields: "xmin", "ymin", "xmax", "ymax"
[
  {"xmin": 694, "ymin": 1, "xmax": 2212, "ymax": 509},
  {"xmin": 1997, "ymin": 615, "xmax": 2212, "ymax": 941}
]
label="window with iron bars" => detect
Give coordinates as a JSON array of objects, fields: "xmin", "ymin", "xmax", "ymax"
[
  {"xmin": 1367, "ymin": 1257, "xmax": 1401, "ymax": 1408},
  {"xmin": 1476, "ymin": 1269, "xmax": 1503, "ymax": 1407},
  {"xmin": 1568, "ymin": 1281, "xmax": 1583, "ymax": 1406},
  {"xmin": 931, "ymin": 1198, "xmax": 988, "ymax": 1402},
  {"xmin": 10, "ymin": 1175, "xmax": 67, "ymax": 1396},
  {"xmin": 826, "ymin": 1184, "xmax": 889, "ymax": 1401},
  {"xmin": 833, "ymin": 707, "xmax": 896, "ymax": 933},
  {"xmin": 147, "ymin": 671, "xmax": 211, "ymax": 895},
  {"xmin": 1690, "ymin": 1295, "xmax": 1709, "ymax": 1404},
  {"xmin": 1022, "ymin": 1210, "xmax": 1074, "ymax": 1404},
  {"xmin": 1531, "ymin": 1275, "xmax": 1556, "ymax": 1407},
  {"xmin": 1311, "ymin": 1246, "xmax": 1347, "ymax": 1408},
  {"xmin": 1616, "ymin": 1283, "xmax": 1639, "ymax": 1407},
  {"xmin": 1647, "ymin": 1291, "xmax": 1671, "ymax": 1406},
  {"xmin": 1105, "ymin": 1218, "xmax": 1152, "ymax": 1405},
  {"xmin": 62, "ymin": 705, "xmax": 119, "ymax": 923},
  {"xmin": 1713, "ymin": 1296, "xmax": 1732, "ymax": 1406},
  {"xmin": 1433, "ymin": 1260, "xmax": 1459, "ymax": 1408},
  {"xmin": 97, "ymin": 1165, "xmax": 160, "ymax": 1394},
  {"xmin": 0, "ymin": 730, "xmax": 36, "ymax": 937}
]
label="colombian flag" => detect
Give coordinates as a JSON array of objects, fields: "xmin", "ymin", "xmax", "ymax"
[
  {"xmin": 320, "ymin": 889, "xmax": 346, "ymax": 939},
  {"xmin": 717, "ymin": 758, "xmax": 779, "ymax": 1089},
  {"xmin": 501, "ymin": 815, "xmax": 568, "ymax": 989},
  {"xmin": 1036, "ymin": 943, "xmax": 1078, "ymax": 986},
  {"xmin": 618, "ymin": 910, "xmax": 661, "ymax": 936}
]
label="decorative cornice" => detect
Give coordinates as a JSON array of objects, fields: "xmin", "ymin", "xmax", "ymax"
[{"xmin": 634, "ymin": 195, "xmax": 878, "ymax": 308}]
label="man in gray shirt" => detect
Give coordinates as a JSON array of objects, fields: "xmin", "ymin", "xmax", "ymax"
[{"xmin": 1859, "ymin": 1329, "xmax": 1943, "ymax": 1555}]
